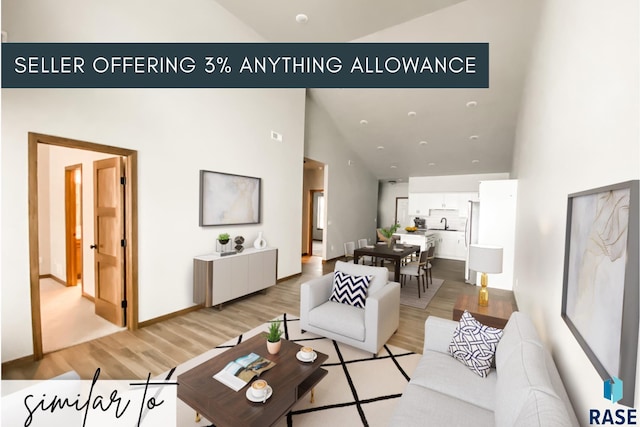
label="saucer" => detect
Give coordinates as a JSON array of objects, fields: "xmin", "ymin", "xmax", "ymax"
[
  {"xmin": 296, "ymin": 351, "xmax": 317, "ymax": 363},
  {"xmin": 364, "ymin": 245, "xmax": 374, "ymax": 248},
  {"xmin": 246, "ymin": 385, "xmax": 273, "ymax": 402},
  {"xmin": 393, "ymin": 248, "xmax": 404, "ymax": 252}
]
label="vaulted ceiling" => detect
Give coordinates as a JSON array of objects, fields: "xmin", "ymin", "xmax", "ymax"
[{"xmin": 214, "ymin": 0, "xmax": 541, "ymax": 181}]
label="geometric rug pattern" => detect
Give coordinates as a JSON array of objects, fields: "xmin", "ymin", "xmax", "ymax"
[
  {"xmin": 399, "ymin": 277, "xmax": 445, "ymax": 310},
  {"xmin": 169, "ymin": 313, "xmax": 422, "ymax": 427}
]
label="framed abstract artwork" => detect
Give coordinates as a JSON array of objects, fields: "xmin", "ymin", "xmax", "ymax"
[
  {"xmin": 199, "ymin": 170, "xmax": 261, "ymax": 226},
  {"xmin": 561, "ymin": 180, "xmax": 639, "ymax": 407}
]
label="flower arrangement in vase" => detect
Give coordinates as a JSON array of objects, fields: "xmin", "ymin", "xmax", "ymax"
[{"xmin": 378, "ymin": 224, "xmax": 400, "ymax": 248}]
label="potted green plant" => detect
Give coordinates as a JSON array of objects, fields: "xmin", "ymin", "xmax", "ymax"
[
  {"xmin": 265, "ymin": 320, "xmax": 283, "ymax": 354},
  {"xmin": 378, "ymin": 224, "xmax": 401, "ymax": 248},
  {"xmin": 217, "ymin": 233, "xmax": 230, "ymax": 245}
]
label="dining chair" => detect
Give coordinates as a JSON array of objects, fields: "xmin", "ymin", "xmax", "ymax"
[
  {"xmin": 357, "ymin": 238, "xmax": 376, "ymax": 265},
  {"xmin": 344, "ymin": 241, "xmax": 356, "ymax": 263},
  {"xmin": 399, "ymin": 250, "xmax": 429, "ymax": 298},
  {"xmin": 421, "ymin": 245, "xmax": 436, "ymax": 288}
]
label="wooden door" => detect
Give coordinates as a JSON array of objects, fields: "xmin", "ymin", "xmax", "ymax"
[
  {"xmin": 93, "ymin": 157, "xmax": 125, "ymax": 326},
  {"xmin": 395, "ymin": 197, "xmax": 409, "ymax": 228}
]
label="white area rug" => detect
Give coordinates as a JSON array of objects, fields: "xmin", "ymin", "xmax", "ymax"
[
  {"xmin": 399, "ymin": 277, "xmax": 445, "ymax": 310},
  {"xmin": 167, "ymin": 314, "xmax": 421, "ymax": 427}
]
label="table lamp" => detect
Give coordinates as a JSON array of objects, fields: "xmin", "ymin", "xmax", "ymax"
[{"xmin": 468, "ymin": 245, "xmax": 503, "ymax": 307}]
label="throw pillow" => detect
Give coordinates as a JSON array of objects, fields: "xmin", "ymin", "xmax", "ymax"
[
  {"xmin": 329, "ymin": 270, "xmax": 372, "ymax": 309},
  {"xmin": 448, "ymin": 310, "xmax": 504, "ymax": 377}
]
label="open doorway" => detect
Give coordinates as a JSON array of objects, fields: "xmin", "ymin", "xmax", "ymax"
[
  {"xmin": 302, "ymin": 158, "xmax": 326, "ymax": 260},
  {"xmin": 310, "ymin": 190, "xmax": 324, "ymax": 256},
  {"xmin": 65, "ymin": 164, "xmax": 83, "ymax": 287},
  {"xmin": 28, "ymin": 133, "xmax": 138, "ymax": 360}
]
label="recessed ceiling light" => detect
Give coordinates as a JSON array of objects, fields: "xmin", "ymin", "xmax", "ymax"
[
  {"xmin": 419, "ymin": 140, "xmax": 428, "ymax": 146},
  {"xmin": 377, "ymin": 146, "xmax": 385, "ymax": 150},
  {"xmin": 428, "ymin": 162, "xmax": 436, "ymax": 166},
  {"xmin": 360, "ymin": 119, "xmax": 368, "ymax": 125},
  {"xmin": 408, "ymin": 111, "xmax": 417, "ymax": 117},
  {"xmin": 472, "ymin": 159, "xmax": 480, "ymax": 164},
  {"xmin": 466, "ymin": 101, "xmax": 478, "ymax": 108},
  {"xmin": 469, "ymin": 135, "xmax": 479, "ymax": 141},
  {"xmin": 390, "ymin": 165, "xmax": 397, "ymax": 169},
  {"xmin": 295, "ymin": 14, "xmax": 308, "ymax": 23}
]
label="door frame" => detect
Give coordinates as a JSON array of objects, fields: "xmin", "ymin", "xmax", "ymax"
[
  {"xmin": 28, "ymin": 132, "xmax": 138, "ymax": 360},
  {"xmin": 307, "ymin": 189, "xmax": 324, "ymax": 256}
]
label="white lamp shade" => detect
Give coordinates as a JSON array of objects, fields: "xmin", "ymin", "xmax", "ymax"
[{"xmin": 468, "ymin": 245, "xmax": 503, "ymax": 274}]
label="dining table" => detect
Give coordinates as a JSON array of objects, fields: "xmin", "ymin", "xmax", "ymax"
[{"xmin": 353, "ymin": 243, "xmax": 420, "ymax": 283}]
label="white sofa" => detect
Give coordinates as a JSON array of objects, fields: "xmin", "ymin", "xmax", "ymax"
[
  {"xmin": 389, "ymin": 312, "xmax": 579, "ymax": 426},
  {"xmin": 300, "ymin": 260, "xmax": 400, "ymax": 354}
]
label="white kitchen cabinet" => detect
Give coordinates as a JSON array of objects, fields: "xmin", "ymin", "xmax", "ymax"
[
  {"xmin": 410, "ymin": 192, "xmax": 479, "ymax": 217},
  {"xmin": 454, "ymin": 233, "xmax": 467, "ymax": 260},
  {"xmin": 431, "ymin": 231, "xmax": 466, "ymax": 260},
  {"xmin": 193, "ymin": 247, "xmax": 278, "ymax": 308},
  {"xmin": 408, "ymin": 193, "xmax": 431, "ymax": 215},
  {"xmin": 394, "ymin": 231, "xmax": 437, "ymax": 251}
]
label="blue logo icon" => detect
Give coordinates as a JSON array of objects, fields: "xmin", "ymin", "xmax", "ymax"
[{"xmin": 604, "ymin": 377, "xmax": 623, "ymax": 404}]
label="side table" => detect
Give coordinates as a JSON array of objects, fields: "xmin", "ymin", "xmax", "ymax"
[{"xmin": 452, "ymin": 290, "xmax": 517, "ymax": 329}]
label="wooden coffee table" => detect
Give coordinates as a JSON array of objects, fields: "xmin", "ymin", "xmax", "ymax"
[
  {"xmin": 177, "ymin": 334, "xmax": 328, "ymax": 427},
  {"xmin": 453, "ymin": 290, "xmax": 518, "ymax": 329}
]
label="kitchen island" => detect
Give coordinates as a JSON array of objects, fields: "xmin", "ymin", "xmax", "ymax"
[
  {"xmin": 394, "ymin": 229, "xmax": 467, "ymax": 260},
  {"xmin": 393, "ymin": 230, "xmax": 436, "ymax": 251}
]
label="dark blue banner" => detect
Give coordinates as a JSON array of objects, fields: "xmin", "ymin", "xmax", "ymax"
[{"xmin": 2, "ymin": 43, "xmax": 488, "ymax": 88}]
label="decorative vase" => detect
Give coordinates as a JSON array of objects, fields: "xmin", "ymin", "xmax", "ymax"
[
  {"xmin": 266, "ymin": 339, "xmax": 281, "ymax": 355},
  {"xmin": 217, "ymin": 239, "xmax": 231, "ymax": 252},
  {"xmin": 254, "ymin": 232, "xmax": 267, "ymax": 249},
  {"xmin": 387, "ymin": 237, "xmax": 395, "ymax": 248}
]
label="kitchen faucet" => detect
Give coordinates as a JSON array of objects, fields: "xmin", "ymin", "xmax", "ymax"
[{"xmin": 440, "ymin": 217, "xmax": 449, "ymax": 230}]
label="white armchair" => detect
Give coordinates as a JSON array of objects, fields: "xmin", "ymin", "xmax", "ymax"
[{"xmin": 300, "ymin": 261, "xmax": 400, "ymax": 355}]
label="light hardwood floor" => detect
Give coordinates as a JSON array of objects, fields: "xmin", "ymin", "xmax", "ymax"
[{"xmin": 3, "ymin": 256, "xmax": 478, "ymax": 380}]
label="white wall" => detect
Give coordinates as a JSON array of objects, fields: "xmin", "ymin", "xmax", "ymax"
[
  {"xmin": 305, "ymin": 95, "xmax": 379, "ymax": 259},
  {"xmin": 1, "ymin": 0, "xmax": 305, "ymax": 362},
  {"xmin": 511, "ymin": 0, "xmax": 639, "ymax": 422},
  {"xmin": 408, "ymin": 173, "xmax": 510, "ymax": 193},
  {"xmin": 378, "ymin": 181, "xmax": 409, "ymax": 229},
  {"xmin": 37, "ymin": 145, "xmax": 51, "ymax": 275}
]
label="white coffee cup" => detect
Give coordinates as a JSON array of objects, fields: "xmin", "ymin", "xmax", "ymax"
[
  {"xmin": 300, "ymin": 347, "xmax": 314, "ymax": 360},
  {"xmin": 251, "ymin": 379, "xmax": 268, "ymax": 398}
]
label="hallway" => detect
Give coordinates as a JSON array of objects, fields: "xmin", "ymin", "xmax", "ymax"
[
  {"xmin": 40, "ymin": 278, "xmax": 124, "ymax": 353},
  {"xmin": 311, "ymin": 239, "xmax": 323, "ymax": 257}
]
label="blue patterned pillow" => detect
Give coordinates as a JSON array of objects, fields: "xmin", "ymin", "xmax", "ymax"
[
  {"xmin": 329, "ymin": 271, "xmax": 372, "ymax": 309},
  {"xmin": 448, "ymin": 310, "xmax": 504, "ymax": 377}
]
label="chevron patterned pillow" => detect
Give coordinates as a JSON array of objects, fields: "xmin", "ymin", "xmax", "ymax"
[
  {"xmin": 448, "ymin": 310, "xmax": 504, "ymax": 377},
  {"xmin": 329, "ymin": 270, "xmax": 372, "ymax": 308}
]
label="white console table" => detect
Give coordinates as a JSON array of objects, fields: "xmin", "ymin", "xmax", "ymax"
[{"xmin": 193, "ymin": 247, "xmax": 278, "ymax": 308}]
